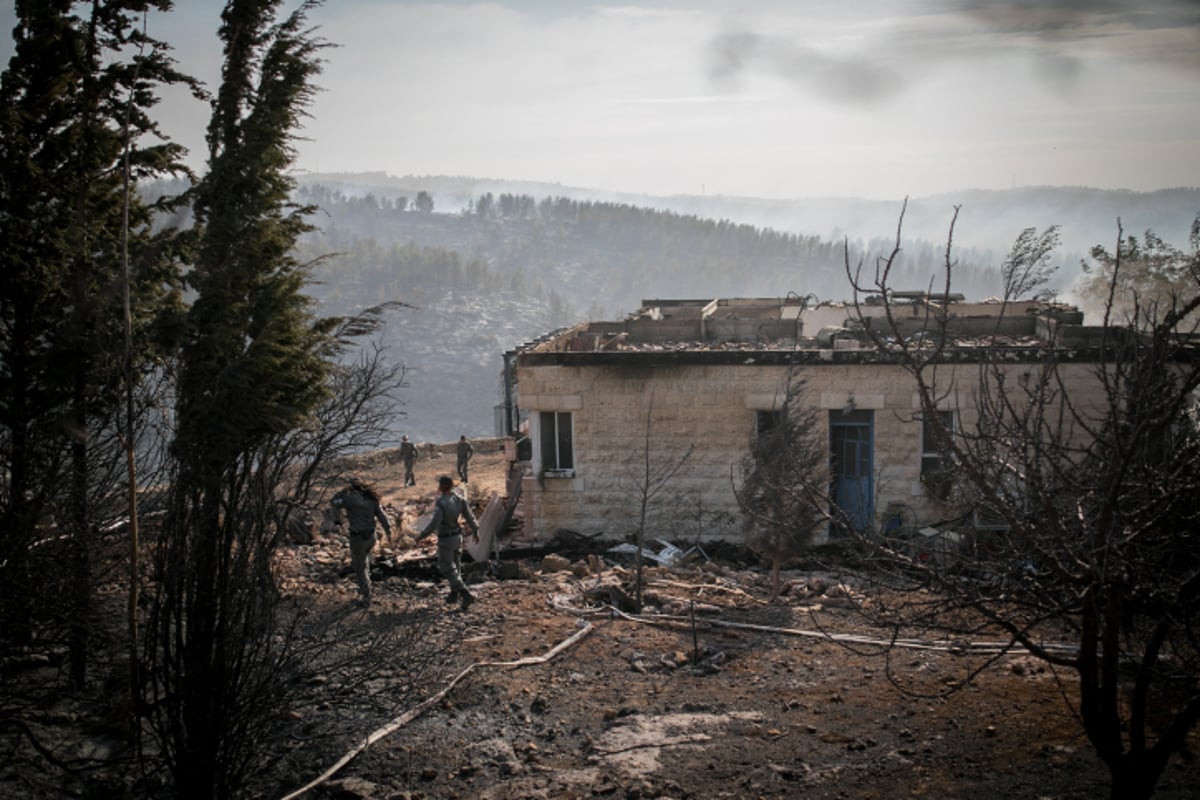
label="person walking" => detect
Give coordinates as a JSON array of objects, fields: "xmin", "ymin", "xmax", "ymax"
[
  {"xmin": 456, "ymin": 435, "xmax": 474, "ymax": 483},
  {"xmin": 331, "ymin": 478, "xmax": 391, "ymax": 608},
  {"xmin": 400, "ymin": 435, "xmax": 418, "ymax": 487},
  {"xmin": 420, "ymin": 475, "xmax": 480, "ymax": 610}
]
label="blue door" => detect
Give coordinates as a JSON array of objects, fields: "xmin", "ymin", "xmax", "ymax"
[{"xmin": 830, "ymin": 411, "xmax": 874, "ymax": 533}]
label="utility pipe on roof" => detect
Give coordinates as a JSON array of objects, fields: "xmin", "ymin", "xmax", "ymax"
[{"xmin": 502, "ymin": 351, "xmax": 515, "ymax": 436}]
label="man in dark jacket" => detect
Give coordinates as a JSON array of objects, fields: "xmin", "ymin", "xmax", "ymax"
[
  {"xmin": 420, "ymin": 475, "xmax": 479, "ymax": 610},
  {"xmin": 456, "ymin": 435, "xmax": 474, "ymax": 483},
  {"xmin": 331, "ymin": 478, "xmax": 392, "ymax": 608}
]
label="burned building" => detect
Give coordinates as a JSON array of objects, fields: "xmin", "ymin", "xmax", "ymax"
[{"xmin": 505, "ymin": 296, "xmax": 1109, "ymax": 546}]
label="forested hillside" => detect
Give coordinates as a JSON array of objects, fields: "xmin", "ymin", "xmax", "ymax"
[
  {"xmin": 297, "ymin": 183, "xmax": 1020, "ymax": 320},
  {"xmin": 300, "ymin": 172, "xmax": 1200, "ymax": 258}
]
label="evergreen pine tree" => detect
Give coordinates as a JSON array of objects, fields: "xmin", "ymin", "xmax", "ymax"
[
  {"xmin": 736, "ymin": 373, "xmax": 826, "ymax": 600},
  {"xmin": 0, "ymin": 0, "xmax": 193, "ymax": 685},
  {"xmin": 147, "ymin": 2, "xmax": 332, "ymax": 796}
]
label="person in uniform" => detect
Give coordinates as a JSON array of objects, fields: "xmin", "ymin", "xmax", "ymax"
[
  {"xmin": 400, "ymin": 435, "xmax": 418, "ymax": 486},
  {"xmin": 331, "ymin": 477, "xmax": 391, "ymax": 608},
  {"xmin": 456, "ymin": 435, "xmax": 474, "ymax": 483},
  {"xmin": 419, "ymin": 475, "xmax": 479, "ymax": 610}
]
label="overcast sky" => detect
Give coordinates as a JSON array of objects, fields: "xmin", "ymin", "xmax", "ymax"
[{"xmin": 5, "ymin": 1, "xmax": 1200, "ymax": 200}]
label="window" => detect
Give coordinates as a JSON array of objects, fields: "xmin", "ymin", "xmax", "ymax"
[
  {"xmin": 973, "ymin": 465, "xmax": 1023, "ymax": 530},
  {"xmin": 539, "ymin": 411, "xmax": 574, "ymax": 476},
  {"xmin": 920, "ymin": 410, "xmax": 955, "ymax": 500},
  {"xmin": 756, "ymin": 409, "xmax": 783, "ymax": 439}
]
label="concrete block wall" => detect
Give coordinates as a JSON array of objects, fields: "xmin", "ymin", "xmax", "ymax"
[
  {"xmin": 521, "ymin": 363, "xmax": 750, "ymax": 543},
  {"xmin": 518, "ymin": 361, "xmax": 921, "ymax": 544},
  {"xmin": 517, "ymin": 358, "xmax": 1109, "ymax": 545}
]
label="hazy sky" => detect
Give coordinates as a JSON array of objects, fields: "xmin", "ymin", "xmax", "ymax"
[{"xmin": 5, "ymin": 1, "xmax": 1200, "ymax": 200}]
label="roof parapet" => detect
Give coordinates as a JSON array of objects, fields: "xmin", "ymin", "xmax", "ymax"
[{"xmin": 514, "ymin": 297, "xmax": 1105, "ymax": 356}]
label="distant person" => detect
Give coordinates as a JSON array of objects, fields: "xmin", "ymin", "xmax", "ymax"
[
  {"xmin": 419, "ymin": 475, "xmax": 480, "ymax": 611},
  {"xmin": 331, "ymin": 477, "xmax": 392, "ymax": 609},
  {"xmin": 456, "ymin": 435, "xmax": 474, "ymax": 483},
  {"xmin": 400, "ymin": 435, "xmax": 418, "ymax": 487}
]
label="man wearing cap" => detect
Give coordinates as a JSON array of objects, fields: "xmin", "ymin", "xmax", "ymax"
[{"xmin": 420, "ymin": 475, "xmax": 480, "ymax": 610}]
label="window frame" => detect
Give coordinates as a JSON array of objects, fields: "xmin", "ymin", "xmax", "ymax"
[
  {"xmin": 920, "ymin": 409, "xmax": 956, "ymax": 500},
  {"xmin": 538, "ymin": 411, "xmax": 575, "ymax": 477},
  {"xmin": 971, "ymin": 458, "xmax": 1030, "ymax": 531}
]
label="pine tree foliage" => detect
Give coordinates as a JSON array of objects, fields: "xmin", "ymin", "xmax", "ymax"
[
  {"xmin": 0, "ymin": 0, "xmax": 194, "ymax": 682},
  {"xmin": 736, "ymin": 372, "xmax": 826, "ymax": 600},
  {"xmin": 1078, "ymin": 220, "xmax": 1200, "ymax": 328},
  {"xmin": 145, "ymin": 2, "xmax": 333, "ymax": 797},
  {"xmin": 177, "ymin": 0, "xmax": 332, "ymax": 463}
]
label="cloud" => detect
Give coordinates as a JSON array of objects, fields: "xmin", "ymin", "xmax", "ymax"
[
  {"xmin": 949, "ymin": 0, "xmax": 1199, "ymax": 37},
  {"xmin": 707, "ymin": 31, "xmax": 906, "ymax": 106},
  {"xmin": 947, "ymin": 1, "xmax": 1200, "ymax": 75},
  {"xmin": 706, "ymin": 1, "xmax": 1200, "ymax": 106},
  {"xmin": 4, "ymin": 1, "xmax": 1195, "ymax": 200}
]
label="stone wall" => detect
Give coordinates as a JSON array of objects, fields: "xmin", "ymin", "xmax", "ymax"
[{"xmin": 516, "ymin": 358, "xmax": 1106, "ymax": 546}]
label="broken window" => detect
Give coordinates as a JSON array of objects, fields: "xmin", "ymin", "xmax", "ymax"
[
  {"xmin": 756, "ymin": 409, "xmax": 783, "ymax": 439},
  {"xmin": 921, "ymin": 410, "xmax": 955, "ymax": 500},
  {"xmin": 539, "ymin": 411, "xmax": 574, "ymax": 475}
]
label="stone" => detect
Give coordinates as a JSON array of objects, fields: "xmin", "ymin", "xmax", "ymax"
[
  {"xmin": 326, "ymin": 777, "xmax": 380, "ymax": 799},
  {"xmin": 541, "ymin": 554, "xmax": 572, "ymax": 573}
]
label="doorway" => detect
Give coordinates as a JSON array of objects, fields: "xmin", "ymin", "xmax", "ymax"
[{"xmin": 830, "ymin": 410, "xmax": 874, "ymax": 533}]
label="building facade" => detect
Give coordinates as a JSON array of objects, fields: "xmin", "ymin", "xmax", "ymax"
[{"xmin": 509, "ymin": 296, "xmax": 1105, "ymax": 545}]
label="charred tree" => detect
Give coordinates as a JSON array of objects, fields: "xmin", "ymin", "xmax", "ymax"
[{"xmin": 843, "ymin": 202, "xmax": 1200, "ymax": 800}]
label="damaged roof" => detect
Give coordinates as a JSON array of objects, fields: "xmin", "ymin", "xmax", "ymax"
[{"xmin": 512, "ymin": 295, "xmax": 1109, "ymax": 366}]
